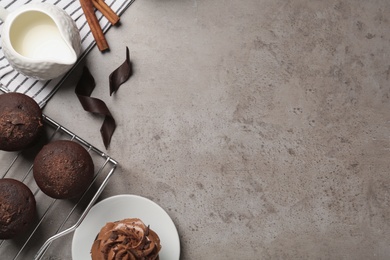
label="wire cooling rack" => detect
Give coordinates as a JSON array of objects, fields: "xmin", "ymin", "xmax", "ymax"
[{"xmin": 0, "ymin": 90, "xmax": 118, "ymax": 259}]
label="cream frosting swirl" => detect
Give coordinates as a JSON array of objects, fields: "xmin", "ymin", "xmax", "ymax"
[{"xmin": 91, "ymin": 218, "xmax": 161, "ymax": 260}]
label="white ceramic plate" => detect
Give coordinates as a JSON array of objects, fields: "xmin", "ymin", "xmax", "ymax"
[{"xmin": 72, "ymin": 194, "xmax": 180, "ymax": 260}]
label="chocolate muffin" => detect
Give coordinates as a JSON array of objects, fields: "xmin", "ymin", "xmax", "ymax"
[
  {"xmin": 0, "ymin": 92, "xmax": 43, "ymax": 151},
  {"xmin": 0, "ymin": 178, "xmax": 36, "ymax": 239},
  {"xmin": 91, "ymin": 218, "xmax": 162, "ymax": 260},
  {"xmin": 33, "ymin": 140, "xmax": 94, "ymax": 199}
]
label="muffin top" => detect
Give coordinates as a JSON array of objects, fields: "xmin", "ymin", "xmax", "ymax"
[
  {"xmin": 0, "ymin": 178, "xmax": 36, "ymax": 239},
  {"xmin": 33, "ymin": 140, "xmax": 94, "ymax": 199},
  {"xmin": 0, "ymin": 92, "xmax": 43, "ymax": 151}
]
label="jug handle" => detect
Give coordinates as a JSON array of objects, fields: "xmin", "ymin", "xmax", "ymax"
[{"xmin": 0, "ymin": 6, "xmax": 9, "ymax": 22}]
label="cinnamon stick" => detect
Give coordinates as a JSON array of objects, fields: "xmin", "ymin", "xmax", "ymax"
[
  {"xmin": 79, "ymin": 0, "xmax": 109, "ymax": 51},
  {"xmin": 92, "ymin": 0, "xmax": 120, "ymax": 25}
]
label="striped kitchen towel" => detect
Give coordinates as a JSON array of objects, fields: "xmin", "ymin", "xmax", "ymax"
[{"xmin": 0, "ymin": 0, "xmax": 135, "ymax": 107}]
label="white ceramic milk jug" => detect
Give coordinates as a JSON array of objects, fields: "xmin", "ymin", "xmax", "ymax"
[{"xmin": 0, "ymin": 3, "xmax": 81, "ymax": 80}]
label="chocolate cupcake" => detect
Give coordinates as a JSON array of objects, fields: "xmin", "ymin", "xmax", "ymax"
[
  {"xmin": 0, "ymin": 178, "xmax": 36, "ymax": 239},
  {"xmin": 0, "ymin": 92, "xmax": 43, "ymax": 151},
  {"xmin": 33, "ymin": 140, "xmax": 94, "ymax": 199},
  {"xmin": 91, "ymin": 218, "xmax": 162, "ymax": 260}
]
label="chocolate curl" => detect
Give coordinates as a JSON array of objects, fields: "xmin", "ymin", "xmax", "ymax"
[
  {"xmin": 76, "ymin": 67, "xmax": 116, "ymax": 149},
  {"xmin": 109, "ymin": 47, "xmax": 132, "ymax": 96}
]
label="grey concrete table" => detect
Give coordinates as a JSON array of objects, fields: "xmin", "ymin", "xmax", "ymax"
[{"xmin": 41, "ymin": 0, "xmax": 390, "ymax": 259}]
